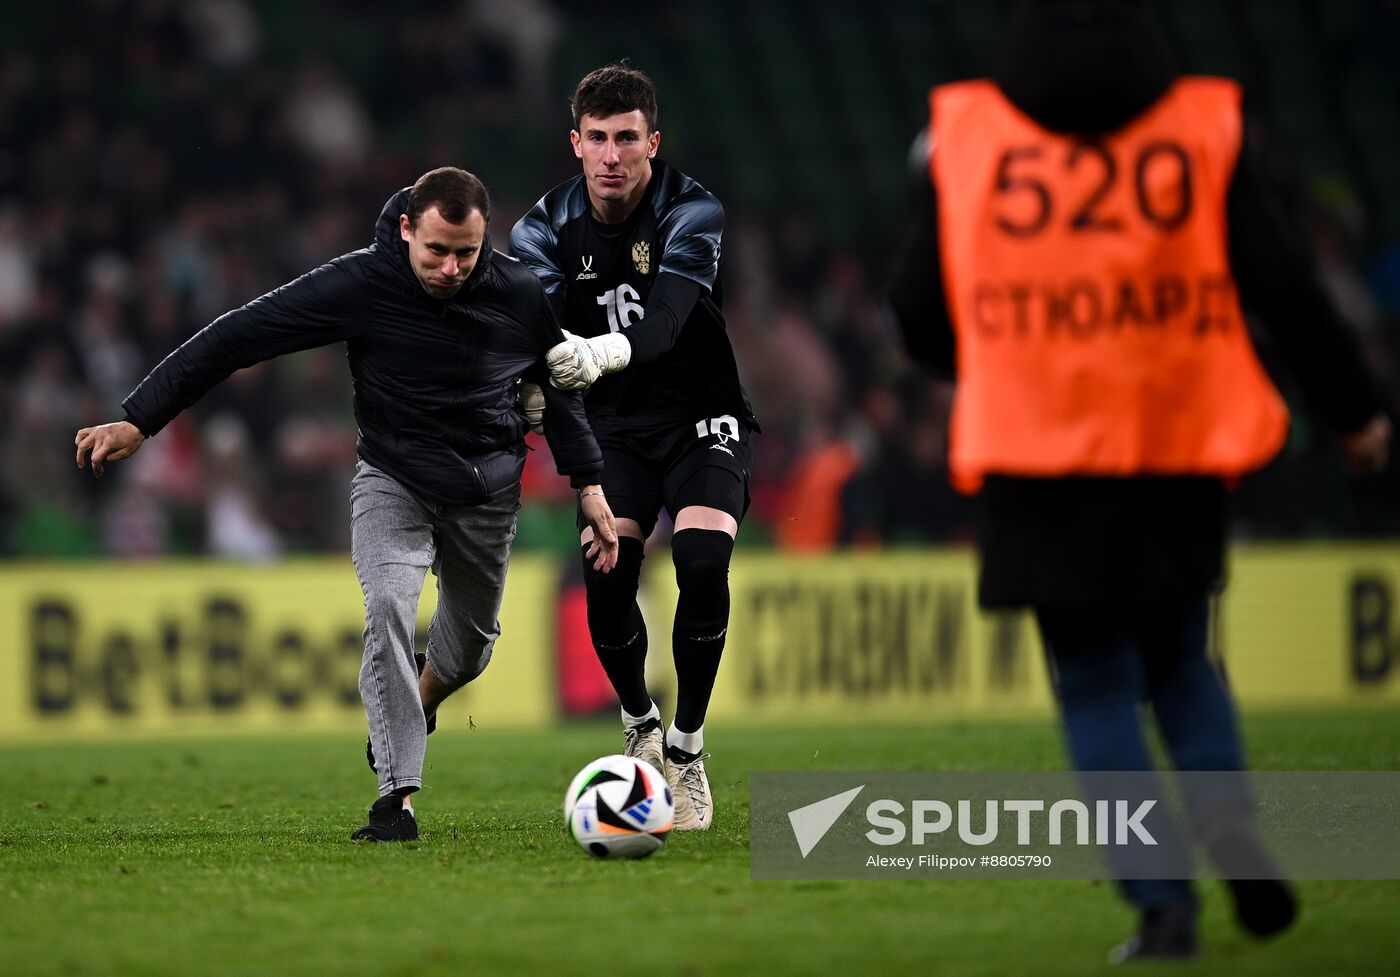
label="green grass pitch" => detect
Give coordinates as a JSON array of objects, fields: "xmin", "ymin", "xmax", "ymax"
[{"xmin": 1, "ymin": 710, "xmax": 1396, "ymax": 976}]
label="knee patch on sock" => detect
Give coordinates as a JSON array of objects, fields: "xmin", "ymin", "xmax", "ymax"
[
  {"xmin": 583, "ymin": 536, "xmax": 645, "ymax": 650},
  {"xmin": 671, "ymin": 529, "xmax": 734, "ymax": 641}
]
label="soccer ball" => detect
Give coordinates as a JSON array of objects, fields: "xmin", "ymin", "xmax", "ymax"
[{"xmin": 564, "ymin": 754, "xmax": 673, "ymax": 859}]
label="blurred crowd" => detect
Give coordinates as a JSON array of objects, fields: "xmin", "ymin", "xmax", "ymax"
[{"xmin": 1, "ymin": 0, "xmax": 1396, "ymax": 560}]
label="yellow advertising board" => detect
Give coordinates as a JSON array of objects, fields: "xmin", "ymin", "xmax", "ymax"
[
  {"xmin": 0, "ymin": 558, "xmax": 558, "ymax": 741},
  {"xmin": 644, "ymin": 551, "xmax": 1055, "ymax": 724},
  {"xmin": 1218, "ymin": 543, "xmax": 1400, "ymax": 706},
  {"xmin": 0, "ymin": 544, "xmax": 1396, "ymax": 741},
  {"xmin": 655, "ymin": 545, "xmax": 1400, "ymax": 724}
]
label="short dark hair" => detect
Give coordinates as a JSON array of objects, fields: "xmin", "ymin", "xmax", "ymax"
[
  {"xmin": 406, "ymin": 167, "xmax": 490, "ymax": 227},
  {"xmin": 571, "ymin": 63, "xmax": 658, "ymax": 132}
]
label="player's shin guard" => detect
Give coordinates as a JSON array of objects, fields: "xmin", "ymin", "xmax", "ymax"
[
  {"xmin": 582, "ymin": 536, "xmax": 651, "ymax": 716},
  {"xmin": 671, "ymin": 528, "xmax": 734, "ymax": 734}
]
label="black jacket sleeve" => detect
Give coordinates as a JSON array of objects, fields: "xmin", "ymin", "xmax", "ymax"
[
  {"xmin": 521, "ymin": 279, "xmax": 604, "ymax": 487},
  {"xmin": 1226, "ymin": 129, "xmax": 1386, "ymax": 432},
  {"xmin": 888, "ymin": 130, "xmax": 956, "ymax": 378},
  {"xmin": 122, "ymin": 258, "xmax": 369, "ymax": 436},
  {"xmin": 539, "ymin": 382, "xmax": 604, "ymax": 488}
]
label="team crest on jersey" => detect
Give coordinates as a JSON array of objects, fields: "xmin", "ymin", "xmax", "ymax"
[{"xmin": 631, "ymin": 241, "xmax": 651, "ymax": 276}]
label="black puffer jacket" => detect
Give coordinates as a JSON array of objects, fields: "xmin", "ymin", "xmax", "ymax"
[{"xmin": 123, "ymin": 188, "xmax": 603, "ymax": 505}]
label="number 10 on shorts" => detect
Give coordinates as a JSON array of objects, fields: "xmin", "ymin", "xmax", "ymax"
[{"xmin": 696, "ymin": 415, "xmax": 740, "ymax": 440}]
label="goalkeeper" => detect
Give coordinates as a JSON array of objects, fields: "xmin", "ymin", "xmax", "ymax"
[{"xmin": 511, "ymin": 63, "xmax": 759, "ymax": 832}]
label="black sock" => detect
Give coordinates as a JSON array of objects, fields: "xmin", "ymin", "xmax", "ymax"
[
  {"xmin": 583, "ymin": 537, "xmax": 651, "ymax": 716},
  {"xmin": 666, "ymin": 743, "xmax": 702, "ymax": 764},
  {"xmin": 670, "ymin": 529, "xmax": 734, "ymax": 734}
]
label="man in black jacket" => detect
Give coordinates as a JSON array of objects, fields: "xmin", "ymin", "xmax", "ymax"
[
  {"xmin": 75, "ymin": 167, "xmax": 619, "ymax": 842},
  {"xmin": 889, "ymin": 0, "xmax": 1389, "ymax": 962}
]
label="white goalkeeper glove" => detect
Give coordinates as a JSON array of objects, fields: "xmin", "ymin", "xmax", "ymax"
[
  {"xmin": 545, "ymin": 331, "xmax": 632, "ymax": 390},
  {"xmin": 518, "ymin": 381, "xmax": 546, "ymax": 434}
]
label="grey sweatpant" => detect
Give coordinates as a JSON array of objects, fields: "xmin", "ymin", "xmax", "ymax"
[{"xmin": 350, "ymin": 460, "xmax": 519, "ymax": 796}]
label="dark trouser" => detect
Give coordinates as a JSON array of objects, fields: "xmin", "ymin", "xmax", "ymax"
[{"xmin": 1036, "ymin": 592, "xmax": 1247, "ymax": 910}]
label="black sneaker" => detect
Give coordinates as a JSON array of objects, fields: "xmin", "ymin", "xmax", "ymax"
[
  {"xmin": 1108, "ymin": 902, "xmax": 1199, "ymax": 963},
  {"xmin": 1226, "ymin": 879, "xmax": 1297, "ymax": 938},
  {"xmin": 1204, "ymin": 819, "xmax": 1299, "ymax": 938},
  {"xmin": 351, "ymin": 794, "xmax": 418, "ymax": 842},
  {"xmin": 367, "ymin": 653, "xmax": 436, "ymax": 773}
]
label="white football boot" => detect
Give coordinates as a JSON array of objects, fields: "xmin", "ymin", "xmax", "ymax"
[
  {"xmin": 623, "ymin": 717, "xmax": 665, "ymax": 776},
  {"xmin": 665, "ymin": 751, "xmax": 713, "ymax": 830}
]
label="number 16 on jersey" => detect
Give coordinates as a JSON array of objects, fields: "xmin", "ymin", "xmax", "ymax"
[{"xmin": 597, "ymin": 284, "xmax": 644, "ymax": 332}]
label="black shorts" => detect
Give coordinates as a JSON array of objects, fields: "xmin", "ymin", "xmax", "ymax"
[{"xmin": 577, "ymin": 415, "xmax": 753, "ymax": 538}]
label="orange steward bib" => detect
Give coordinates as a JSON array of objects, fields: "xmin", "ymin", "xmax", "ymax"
[{"xmin": 931, "ymin": 77, "xmax": 1289, "ymax": 493}]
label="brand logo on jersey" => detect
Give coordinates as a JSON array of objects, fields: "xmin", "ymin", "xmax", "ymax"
[
  {"xmin": 631, "ymin": 241, "xmax": 651, "ymax": 276},
  {"xmin": 576, "ymin": 255, "xmax": 597, "ymax": 281}
]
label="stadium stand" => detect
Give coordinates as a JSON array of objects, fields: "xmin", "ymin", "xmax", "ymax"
[{"xmin": 0, "ymin": 0, "xmax": 1395, "ymax": 558}]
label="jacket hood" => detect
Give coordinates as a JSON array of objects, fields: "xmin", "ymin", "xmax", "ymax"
[
  {"xmin": 994, "ymin": 0, "xmax": 1178, "ymax": 135},
  {"xmin": 372, "ymin": 187, "xmax": 497, "ymax": 300}
]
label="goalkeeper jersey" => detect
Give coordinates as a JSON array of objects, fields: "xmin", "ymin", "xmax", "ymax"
[{"xmin": 511, "ymin": 160, "xmax": 756, "ymax": 436}]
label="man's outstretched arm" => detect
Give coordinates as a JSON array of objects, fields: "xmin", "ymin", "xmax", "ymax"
[{"xmin": 77, "ymin": 258, "xmax": 368, "ymax": 476}]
